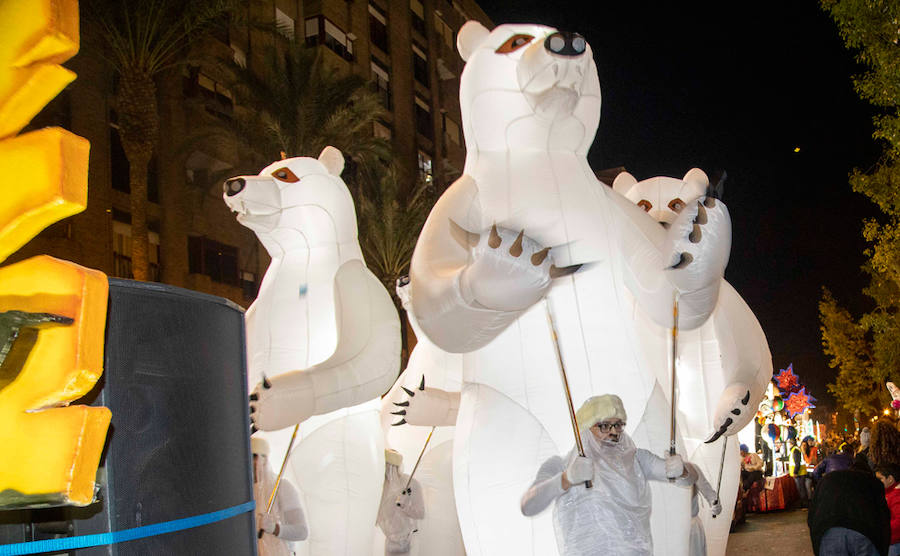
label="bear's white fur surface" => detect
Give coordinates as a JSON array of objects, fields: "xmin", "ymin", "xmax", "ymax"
[
  {"xmin": 408, "ymin": 22, "xmax": 770, "ymax": 556},
  {"xmin": 225, "ymin": 147, "xmax": 400, "ymax": 555}
]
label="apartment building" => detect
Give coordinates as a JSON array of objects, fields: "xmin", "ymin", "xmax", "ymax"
[{"xmin": 9, "ymin": 0, "xmax": 492, "ymax": 309}]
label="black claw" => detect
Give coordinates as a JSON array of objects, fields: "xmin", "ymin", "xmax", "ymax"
[
  {"xmin": 419, "ymin": 375, "xmax": 426, "ymax": 390},
  {"xmin": 391, "ymin": 419, "xmax": 407, "ymax": 426},
  {"xmin": 694, "ymin": 203, "xmax": 708, "ymax": 225},
  {"xmin": 670, "ymin": 252, "xmax": 693, "ymax": 269},
  {"xmin": 741, "ymin": 391, "xmax": 751, "ymax": 405},
  {"xmin": 250, "ymin": 405, "xmax": 256, "ymax": 413},
  {"xmin": 731, "ymin": 408, "xmax": 740, "ymax": 415},
  {"xmin": 391, "ymin": 410, "xmax": 407, "ymax": 416},
  {"xmin": 394, "ymin": 401, "xmax": 409, "ymax": 407},
  {"xmin": 722, "ymin": 417, "xmax": 733, "ymax": 429},
  {"xmin": 689, "ymin": 224, "xmax": 702, "ymax": 244},
  {"xmin": 401, "ymin": 386, "xmax": 415, "ymax": 397},
  {"xmin": 262, "ymin": 376, "xmax": 272, "ymax": 389},
  {"xmin": 249, "ymin": 393, "xmax": 259, "ymax": 402},
  {"xmin": 251, "ymin": 424, "xmax": 258, "ymax": 434}
]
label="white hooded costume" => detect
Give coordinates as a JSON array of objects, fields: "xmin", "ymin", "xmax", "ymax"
[
  {"xmin": 252, "ymin": 437, "xmax": 309, "ymax": 556},
  {"xmin": 377, "ymin": 449, "xmax": 426, "ymax": 554},
  {"xmin": 520, "ymin": 395, "xmax": 693, "ymax": 555}
]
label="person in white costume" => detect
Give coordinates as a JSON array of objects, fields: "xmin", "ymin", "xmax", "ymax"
[
  {"xmin": 377, "ymin": 449, "xmax": 426, "ymax": 555},
  {"xmin": 252, "ymin": 437, "xmax": 308, "ymax": 556},
  {"xmin": 224, "ymin": 147, "xmax": 400, "ymax": 555},
  {"xmin": 521, "ymin": 394, "xmax": 692, "ymax": 555},
  {"xmin": 407, "ymin": 20, "xmax": 771, "ymax": 556}
]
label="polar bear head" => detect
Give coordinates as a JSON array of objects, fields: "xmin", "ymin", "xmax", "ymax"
[
  {"xmin": 612, "ymin": 168, "xmax": 708, "ymax": 227},
  {"xmin": 223, "ymin": 146, "xmax": 357, "ymax": 252},
  {"xmin": 457, "ymin": 21, "xmax": 601, "ymax": 155}
]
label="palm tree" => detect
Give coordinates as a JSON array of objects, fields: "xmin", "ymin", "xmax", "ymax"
[
  {"xmin": 83, "ymin": 0, "xmax": 241, "ymax": 280},
  {"xmin": 199, "ymin": 43, "xmax": 391, "ymax": 175}
]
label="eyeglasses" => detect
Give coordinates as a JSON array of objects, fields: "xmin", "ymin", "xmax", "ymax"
[{"xmin": 595, "ymin": 421, "xmax": 626, "ymax": 432}]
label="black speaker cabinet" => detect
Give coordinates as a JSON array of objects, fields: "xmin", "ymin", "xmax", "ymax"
[{"xmin": 0, "ymin": 279, "xmax": 257, "ymax": 555}]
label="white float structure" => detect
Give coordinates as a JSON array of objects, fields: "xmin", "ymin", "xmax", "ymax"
[
  {"xmin": 406, "ymin": 21, "xmax": 771, "ymax": 556},
  {"xmin": 224, "ymin": 147, "xmax": 400, "ymax": 555}
]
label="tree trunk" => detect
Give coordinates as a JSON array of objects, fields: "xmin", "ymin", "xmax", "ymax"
[{"xmin": 116, "ymin": 69, "xmax": 159, "ymax": 282}]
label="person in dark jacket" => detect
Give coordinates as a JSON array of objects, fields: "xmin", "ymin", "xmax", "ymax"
[
  {"xmin": 808, "ymin": 469, "xmax": 891, "ymax": 556},
  {"xmin": 814, "ymin": 444, "xmax": 854, "ymax": 481}
]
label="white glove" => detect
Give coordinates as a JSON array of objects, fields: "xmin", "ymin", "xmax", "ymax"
[
  {"xmin": 665, "ymin": 455, "xmax": 684, "ymax": 479},
  {"xmin": 565, "ymin": 456, "xmax": 593, "ymax": 485},
  {"xmin": 256, "ymin": 512, "xmax": 277, "ymax": 535},
  {"xmin": 710, "ymin": 500, "xmax": 723, "ymax": 516},
  {"xmin": 395, "ymin": 487, "xmax": 413, "ymax": 509}
]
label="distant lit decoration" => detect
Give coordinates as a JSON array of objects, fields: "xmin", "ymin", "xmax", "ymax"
[
  {"xmin": 767, "ymin": 423, "xmax": 779, "ymax": 440},
  {"xmin": 0, "ymin": 0, "xmax": 110, "ymax": 509},
  {"xmin": 774, "ymin": 364, "xmax": 801, "ymax": 394},
  {"xmin": 785, "ymin": 387, "xmax": 816, "ymax": 418},
  {"xmin": 887, "ymin": 382, "xmax": 900, "ymax": 409},
  {"xmin": 772, "ymin": 396, "xmax": 785, "ymax": 412}
]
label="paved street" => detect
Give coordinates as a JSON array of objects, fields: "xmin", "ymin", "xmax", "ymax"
[{"xmin": 726, "ymin": 509, "xmax": 814, "ymax": 555}]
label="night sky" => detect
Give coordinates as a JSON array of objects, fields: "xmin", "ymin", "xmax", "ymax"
[{"xmin": 476, "ymin": 1, "xmax": 883, "ymax": 409}]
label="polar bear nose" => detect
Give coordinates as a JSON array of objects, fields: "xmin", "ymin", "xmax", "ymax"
[
  {"xmin": 224, "ymin": 177, "xmax": 246, "ymax": 197},
  {"xmin": 544, "ymin": 32, "xmax": 587, "ymax": 57}
]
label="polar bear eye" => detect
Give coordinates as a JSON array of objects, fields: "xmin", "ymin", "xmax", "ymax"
[
  {"xmin": 496, "ymin": 34, "xmax": 534, "ymax": 54},
  {"xmin": 637, "ymin": 200, "xmax": 652, "ymax": 212},
  {"xmin": 272, "ymin": 167, "xmax": 300, "ymax": 183},
  {"xmin": 668, "ymin": 198, "xmax": 685, "ymax": 212}
]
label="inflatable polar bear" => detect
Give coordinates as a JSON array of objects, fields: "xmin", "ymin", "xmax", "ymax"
[
  {"xmin": 612, "ymin": 171, "xmax": 772, "ymax": 554},
  {"xmin": 223, "ymin": 147, "xmax": 400, "ymax": 555},
  {"xmin": 406, "ymin": 21, "xmax": 770, "ymax": 556}
]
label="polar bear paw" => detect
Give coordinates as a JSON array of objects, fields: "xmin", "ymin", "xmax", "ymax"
[
  {"xmin": 705, "ymin": 382, "xmax": 753, "ymax": 443},
  {"xmin": 459, "ymin": 225, "xmax": 575, "ymax": 312},
  {"xmin": 663, "ymin": 196, "xmax": 732, "ymax": 294},
  {"xmin": 391, "ymin": 376, "xmax": 461, "ymax": 427}
]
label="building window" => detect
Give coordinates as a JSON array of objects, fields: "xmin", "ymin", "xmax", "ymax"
[
  {"xmin": 370, "ymin": 57, "xmax": 391, "ymax": 110},
  {"xmin": 182, "ymin": 65, "xmax": 233, "ymax": 119},
  {"xmin": 305, "ymin": 16, "xmax": 354, "ymax": 61},
  {"xmin": 241, "ymin": 271, "xmax": 260, "ymax": 300},
  {"xmin": 188, "ymin": 236, "xmax": 240, "ymax": 286},
  {"xmin": 109, "ymin": 114, "xmax": 160, "ymax": 203},
  {"xmin": 373, "ymin": 120, "xmax": 392, "ymax": 140},
  {"xmin": 417, "ymin": 150, "xmax": 433, "ymax": 185},
  {"xmin": 410, "ymin": 0, "xmax": 426, "ymax": 36},
  {"xmin": 443, "ymin": 113, "xmax": 460, "ymax": 145},
  {"xmin": 434, "ymin": 15, "xmax": 454, "ymax": 50},
  {"xmin": 112, "ymin": 217, "xmax": 160, "ymax": 281},
  {"xmin": 414, "ymin": 95, "xmax": 432, "ymax": 140},
  {"xmin": 369, "ymin": 3, "xmax": 389, "ymax": 53},
  {"xmin": 412, "ymin": 44, "xmax": 429, "ymax": 86},
  {"xmin": 276, "ymin": 7, "xmax": 295, "ymax": 41}
]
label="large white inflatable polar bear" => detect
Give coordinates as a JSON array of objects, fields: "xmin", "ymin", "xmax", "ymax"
[
  {"xmin": 613, "ymin": 171, "xmax": 772, "ymax": 555},
  {"xmin": 223, "ymin": 147, "xmax": 401, "ymax": 555},
  {"xmin": 407, "ymin": 21, "xmax": 769, "ymax": 556}
]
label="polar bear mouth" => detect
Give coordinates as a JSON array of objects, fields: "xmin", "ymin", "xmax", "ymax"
[{"xmin": 527, "ymin": 86, "xmax": 579, "ymax": 118}]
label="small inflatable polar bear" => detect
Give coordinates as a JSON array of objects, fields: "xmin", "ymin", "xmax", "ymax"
[{"xmin": 224, "ymin": 146, "xmax": 400, "ymax": 555}]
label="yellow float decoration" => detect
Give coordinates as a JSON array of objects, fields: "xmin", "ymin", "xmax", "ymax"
[{"xmin": 0, "ymin": 0, "xmax": 110, "ymax": 508}]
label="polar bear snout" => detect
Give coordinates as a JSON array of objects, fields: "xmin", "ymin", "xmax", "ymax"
[
  {"xmin": 224, "ymin": 177, "xmax": 246, "ymax": 197},
  {"xmin": 543, "ymin": 32, "xmax": 586, "ymax": 58}
]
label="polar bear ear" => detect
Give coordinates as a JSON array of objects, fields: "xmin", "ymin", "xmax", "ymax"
[
  {"xmin": 457, "ymin": 21, "xmax": 491, "ymax": 62},
  {"xmin": 612, "ymin": 171, "xmax": 638, "ymax": 195},
  {"xmin": 318, "ymin": 146, "xmax": 345, "ymax": 176},
  {"xmin": 682, "ymin": 168, "xmax": 709, "ymax": 188}
]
